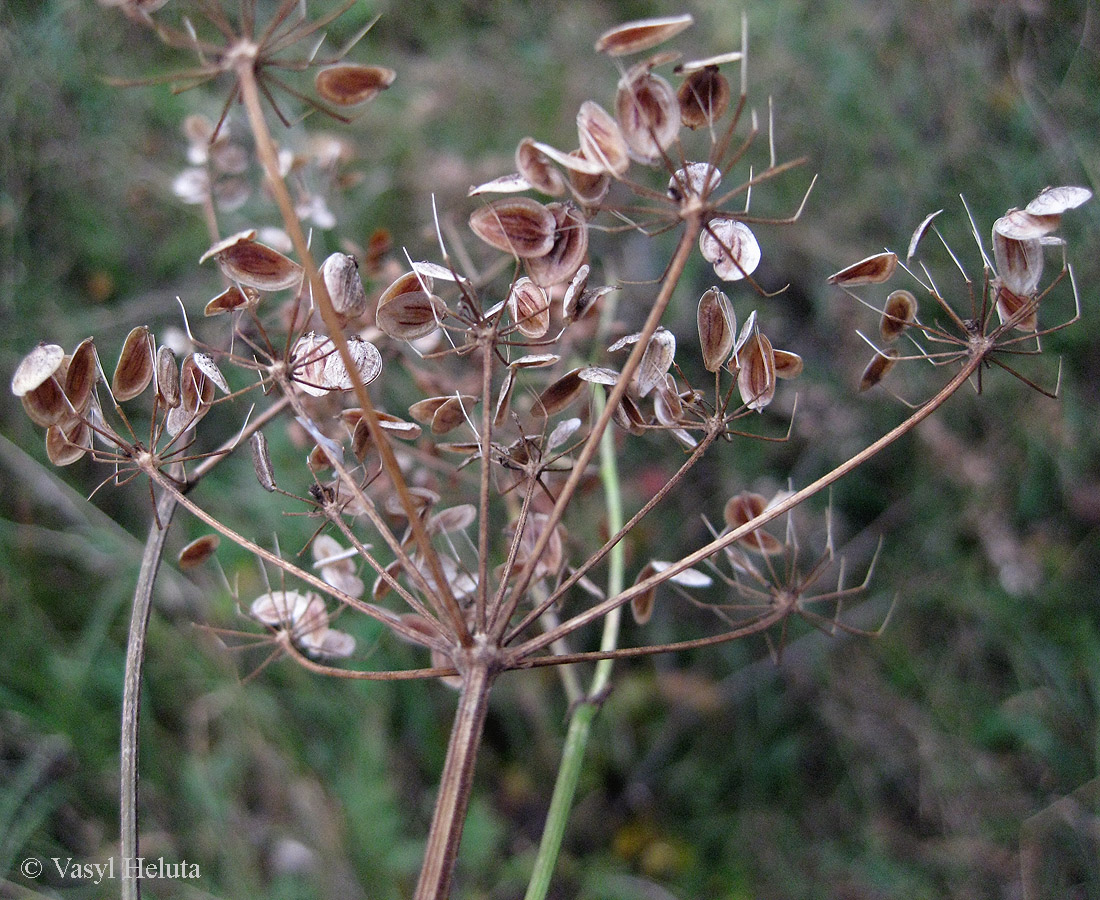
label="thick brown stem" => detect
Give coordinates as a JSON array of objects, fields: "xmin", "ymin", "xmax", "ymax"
[{"xmin": 413, "ymin": 659, "xmax": 496, "ymax": 900}]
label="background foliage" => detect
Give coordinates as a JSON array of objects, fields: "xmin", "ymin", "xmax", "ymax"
[{"xmin": 2, "ymin": 1, "xmax": 1098, "ymax": 898}]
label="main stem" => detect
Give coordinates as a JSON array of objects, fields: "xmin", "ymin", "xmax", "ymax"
[{"xmin": 413, "ymin": 659, "xmax": 496, "ymax": 900}]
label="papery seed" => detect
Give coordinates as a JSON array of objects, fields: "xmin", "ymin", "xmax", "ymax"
[
  {"xmin": 737, "ymin": 331, "xmax": 776, "ymax": 411},
  {"xmin": 538, "ymin": 368, "xmax": 585, "ymax": 416},
  {"xmin": 494, "ymin": 368, "xmax": 515, "ymax": 426},
  {"xmin": 577, "ymin": 366, "xmax": 620, "ymax": 385},
  {"xmin": 204, "ymin": 285, "xmax": 253, "ymax": 316},
  {"xmin": 201, "ymin": 231, "xmax": 302, "ymax": 291},
  {"xmin": 992, "ymin": 209, "xmax": 1060, "ymax": 241},
  {"xmin": 858, "ymin": 347, "xmax": 900, "ymax": 392},
  {"xmin": 526, "ymin": 203, "xmax": 589, "ymax": 288},
  {"xmin": 700, "ymin": 218, "xmax": 761, "ymax": 281},
  {"xmin": 290, "ymin": 333, "xmax": 332, "ymax": 397},
  {"xmin": 906, "ymin": 209, "xmax": 942, "ymax": 260},
  {"xmin": 428, "ymin": 505, "xmax": 477, "ymax": 534},
  {"xmin": 156, "ymin": 345, "xmax": 180, "ymax": 409},
  {"xmin": 630, "ymin": 561, "xmax": 660, "ymax": 625},
  {"xmin": 1025, "ymin": 185, "xmax": 1093, "ymax": 216},
  {"xmin": 64, "ymin": 338, "xmax": 97, "ymax": 415},
  {"xmin": 577, "ymin": 101, "xmax": 630, "ymax": 176},
  {"xmin": 12, "ymin": 342, "xmax": 64, "ymax": 397},
  {"xmin": 669, "ymin": 162, "xmax": 721, "ymax": 201},
  {"xmin": 507, "ymin": 277, "xmax": 551, "ymax": 337},
  {"xmin": 431, "ymin": 395, "xmax": 477, "ymax": 435},
  {"xmin": 634, "ymin": 327, "xmax": 676, "ymax": 398},
  {"xmin": 468, "ymin": 173, "xmax": 534, "ymax": 196},
  {"xmin": 992, "ymin": 230, "xmax": 1043, "ymax": 299},
  {"xmin": 516, "ymin": 137, "xmax": 565, "ymax": 196},
  {"xmin": 994, "ymin": 284, "xmax": 1038, "ymax": 332},
  {"xmin": 595, "ymin": 14, "xmax": 694, "ymax": 56},
  {"xmin": 193, "ymin": 352, "xmax": 230, "ymax": 393},
  {"xmin": 376, "ymin": 272, "xmax": 447, "ymax": 341},
  {"xmin": 178, "ymin": 534, "xmax": 220, "ymax": 569},
  {"xmin": 616, "ymin": 71, "xmax": 680, "ymax": 163},
  {"xmin": 250, "ymin": 431, "xmax": 276, "ymax": 492},
  {"xmin": 469, "ymin": 197, "xmax": 556, "ymax": 258},
  {"xmin": 826, "ymin": 252, "xmax": 898, "ymax": 286},
  {"xmin": 697, "ymin": 286, "xmax": 736, "ymax": 372},
  {"xmin": 547, "ymin": 417, "xmax": 582, "ymax": 450},
  {"xmin": 315, "ymin": 64, "xmax": 395, "ymax": 106},
  {"xmin": 21, "ymin": 377, "xmax": 69, "ymax": 428},
  {"xmin": 321, "ymin": 252, "xmax": 367, "ymax": 318},
  {"xmin": 566, "ymin": 150, "xmax": 612, "ymax": 206},
  {"xmin": 772, "ymin": 349, "xmax": 803, "ymax": 380},
  {"xmin": 45, "ymin": 418, "xmax": 91, "ymax": 466},
  {"xmin": 723, "ymin": 491, "xmax": 783, "ymax": 554},
  {"xmin": 320, "ymin": 337, "xmax": 382, "ymax": 390},
  {"xmin": 880, "ymin": 289, "xmax": 918, "ymax": 342},
  {"xmin": 678, "ymin": 67, "xmax": 730, "ymax": 128},
  {"xmin": 112, "ymin": 326, "xmax": 155, "ymax": 402}
]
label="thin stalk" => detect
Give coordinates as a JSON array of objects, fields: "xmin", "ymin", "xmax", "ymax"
[
  {"xmin": 413, "ymin": 659, "xmax": 496, "ymax": 900},
  {"xmin": 120, "ymin": 489, "xmax": 178, "ymax": 900},
  {"xmin": 234, "ymin": 58, "xmax": 469, "ymax": 644},
  {"xmin": 518, "ymin": 351, "xmax": 985, "ymax": 660},
  {"xmin": 523, "ymin": 387, "xmax": 625, "ymax": 900}
]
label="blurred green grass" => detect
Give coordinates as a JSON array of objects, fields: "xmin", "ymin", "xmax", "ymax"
[{"xmin": 2, "ymin": 1, "xmax": 1099, "ymax": 899}]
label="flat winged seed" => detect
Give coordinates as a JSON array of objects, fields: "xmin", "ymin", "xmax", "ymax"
[
  {"xmin": 494, "ymin": 368, "xmax": 516, "ymax": 426},
  {"xmin": 1025, "ymin": 185, "xmax": 1093, "ymax": 216},
  {"xmin": 314, "ymin": 63, "xmax": 395, "ymax": 106},
  {"xmin": 992, "ymin": 209, "xmax": 1060, "ymax": 241},
  {"xmin": 675, "ymin": 51, "xmax": 744, "ymax": 73},
  {"xmin": 376, "ymin": 271, "xmax": 446, "ymax": 341},
  {"xmin": 678, "ymin": 67, "xmax": 731, "ymax": 129},
  {"xmin": 562, "ymin": 264, "xmax": 590, "ymax": 321},
  {"xmin": 858, "ymin": 347, "xmax": 900, "ymax": 392},
  {"xmin": 577, "ymin": 101, "xmax": 631, "ymax": 176},
  {"xmin": 22, "ymin": 376, "xmax": 69, "ymax": 428},
  {"xmin": 177, "ymin": 534, "xmax": 220, "ymax": 570},
  {"xmin": 408, "ymin": 396, "xmax": 451, "ymax": 425},
  {"xmin": 616, "ymin": 71, "xmax": 681, "ymax": 163},
  {"xmin": 773, "ymin": 349, "xmax": 803, "ymax": 380},
  {"xmin": 634, "ymin": 327, "xmax": 676, "ymax": 398},
  {"xmin": 64, "ymin": 338, "xmax": 97, "ymax": 415},
  {"xmin": 299, "ymin": 627, "xmax": 356, "ymax": 660},
  {"xmin": 250, "ymin": 431, "xmax": 276, "ymax": 491},
  {"xmin": 880, "ymin": 289, "xmax": 918, "ymax": 342},
  {"xmin": 156, "ymin": 345, "xmax": 180, "ymax": 409},
  {"xmin": 468, "ymin": 173, "xmax": 534, "ymax": 196},
  {"xmin": 630, "ymin": 562, "xmax": 660, "ymax": 625},
  {"xmin": 526, "ymin": 203, "xmax": 589, "ymax": 288},
  {"xmin": 511, "ymin": 353, "xmax": 560, "ymax": 369},
  {"xmin": 723, "ymin": 492, "xmax": 783, "ymax": 554},
  {"xmin": 192, "ymin": 352, "xmax": 230, "ymax": 393},
  {"xmin": 826, "ymin": 251, "xmax": 898, "ymax": 286},
  {"xmin": 411, "ymin": 261, "xmax": 469, "ymax": 284},
  {"xmin": 566, "ymin": 150, "xmax": 612, "ymax": 206},
  {"xmin": 508, "ymin": 277, "xmax": 551, "ymax": 338},
  {"xmin": 290, "ymin": 333, "xmax": 332, "ymax": 396},
  {"xmin": 112, "ymin": 325, "xmax": 155, "ymax": 402},
  {"xmin": 321, "ymin": 337, "xmax": 382, "ymax": 390},
  {"xmin": 653, "ymin": 377, "xmax": 683, "ymax": 426},
  {"xmin": 650, "ymin": 559, "xmax": 713, "ymax": 588},
  {"xmin": 12, "ymin": 342, "xmax": 65, "ymax": 397},
  {"xmin": 595, "ymin": 14, "xmax": 694, "ymax": 56},
  {"xmin": 321, "ymin": 252, "xmax": 366, "ymax": 318},
  {"xmin": 45, "ymin": 418, "xmax": 91, "ymax": 466},
  {"xmin": 669, "ymin": 162, "xmax": 721, "ymax": 201},
  {"xmin": 469, "ymin": 198, "xmax": 556, "ymax": 258},
  {"xmin": 202, "ymin": 231, "xmax": 303, "ymax": 291},
  {"xmin": 547, "ymin": 417, "xmax": 582, "ymax": 450},
  {"xmin": 700, "ymin": 218, "xmax": 761, "ymax": 281},
  {"xmin": 992, "ymin": 230, "xmax": 1043, "ymax": 298},
  {"xmin": 204, "ymin": 284, "xmax": 252, "ymax": 315},
  {"xmin": 697, "ymin": 286, "xmax": 736, "ymax": 372},
  {"xmin": 577, "ymin": 366, "xmax": 620, "ymax": 385},
  {"xmin": 907, "ymin": 209, "xmax": 943, "ymax": 260},
  {"xmin": 431, "ymin": 396, "xmax": 478, "ymax": 435},
  {"xmin": 428, "ymin": 505, "xmax": 477, "ymax": 535},
  {"xmin": 538, "ymin": 368, "xmax": 585, "ymax": 415},
  {"xmin": 516, "ymin": 138, "xmax": 565, "ymax": 196},
  {"xmin": 737, "ymin": 332, "xmax": 776, "ymax": 411}
]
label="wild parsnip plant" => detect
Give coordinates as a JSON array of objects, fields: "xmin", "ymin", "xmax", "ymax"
[{"xmin": 8, "ymin": 2, "xmax": 1093, "ymax": 899}]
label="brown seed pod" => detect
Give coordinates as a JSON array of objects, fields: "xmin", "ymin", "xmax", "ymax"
[
  {"xmin": 376, "ymin": 271, "xmax": 447, "ymax": 341},
  {"xmin": 668, "ymin": 162, "xmax": 721, "ymax": 202},
  {"xmin": 203, "ymin": 284, "xmax": 254, "ymax": 316},
  {"xmin": 827, "ymin": 251, "xmax": 898, "ymax": 286},
  {"xmin": 112, "ymin": 325, "xmax": 155, "ymax": 402},
  {"xmin": 616, "ymin": 70, "xmax": 680, "ymax": 164},
  {"xmin": 906, "ymin": 209, "xmax": 943, "ymax": 260},
  {"xmin": 431, "ymin": 396, "xmax": 478, "ymax": 435},
  {"xmin": 678, "ymin": 66, "xmax": 731, "ymax": 128},
  {"xmin": 991, "ymin": 209, "xmax": 1060, "ymax": 241},
  {"xmin": 736, "ymin": 331, "xmax": 776, "ymax": 411},
  {"xmin": 697, "ymin": 286, "xmax": 736, "ymax": 372},
  {"xmin": 321, "ymin": 252, "xmax": 367, "ymax": 319},
  {"xmin": 177, "ymin": 534, "xmax": 220, "ymax": 570},
  {"xmin": 773, "ymin": 349, "xmax": 803, "ymax": 380},
  {"xmin": 526, "ymin": 203, "xmax": 589, "ymax": 288},
  {"xmin": 700, "ymin": 218, "xmax": 761, "ymax": 282},
  {"xmin": 993, "ymin": 284, "xmax": 1038, "ymax": 333},
  {"xmin": 577, "ymin": 101, "xmax": 630, "ymax": 176},
  {"xmin": 1025, "ymin": 185, "xmax": 1092, "ymax": 216},
  {"xmin": 45, "ymin": 418, "xmax": 91, "ymax": 467},
  {"xmin": 515, "ymin": 137, "xmax": 565, "ymax": 196},
  {"xmin": 166, "ymin": 353, "xmax": 215, "ymax": 436},
  {"xmin": 12, "ymin": 342, "xmax": 65, "ymax": 398},
  {"xmin": 595, "ymin": 14, "xmax": 694, "ymax": 56},
  {"xmin": 468, "ymin": 197, "xmax": 556, "ymax": 258},
  {"xmin": 858, "ymin": 347, "xmax": 900, "ymax": 392},
  {"xmin": 538, "ymin": 367, "xmax": 586, "ymax": 416},
  {"xmin": 880, "ymin": 289, "xmax": 918, "ymax": 342},
  {"xmin": 494, "ymin": 368, "xmax": 516, "ymax": 426},
  {"xmin": 320, "ymin": 337, "xmax": 382, "ymax": 391},
  {"xmin": 200, "ymin": 230, "xmax": 303, "ymax": 291},
  {"xmin": 507, "ymin": 277, "xmax": 551, "ymax": 338},
  {"xmin": 723, "ymin": 492, "xmax": 784, "ymax": 555},
  {"xmin": 193, "ymin": 352, "xmax": 230, "ymax": 394},
  {"xmin": 630, "ymin": 561, "xmax": 660, "ymax": 625},
  {"xmin": 992, "ymin": 230, "xmax": 1043, "ymax": 300},
  {"xmin": 566, "ymin": 149, "xmax": 612, "ymax": 206},
  {"xmin": 314, "ymin": 64, "xmax": 395, "ymax": 106},
  {"xmin": 633, "ymin": 327, "xmax": 676, "ymax": 398},
  {"xmin": 155, "ymin": 345, "xmax": 180, "ymax": 409},
  {"xmin": 64, "ymin": 338, "xmax": 98, "ymax": 415}
]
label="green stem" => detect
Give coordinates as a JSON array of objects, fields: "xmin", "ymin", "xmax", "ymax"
[{"xmin": 523, "ymin": 387, "xmax": 625, "ymax": 900}]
